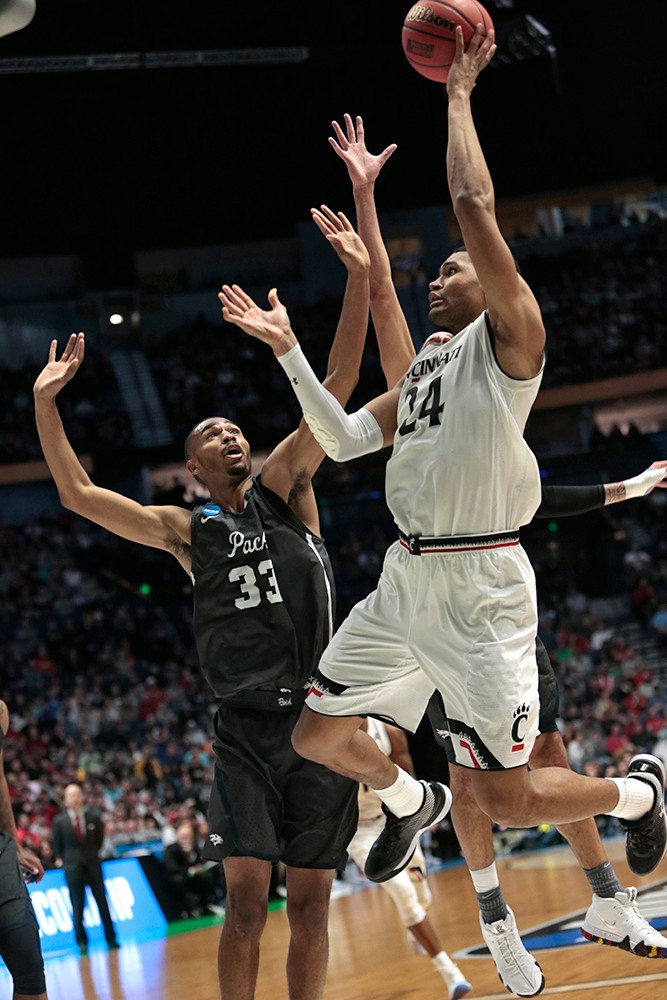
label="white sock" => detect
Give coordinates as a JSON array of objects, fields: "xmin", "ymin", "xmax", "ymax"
[
  {"xmin": 375, "ymin": 766, "xmax": 425, "ymax": 817},
  {"xmin": 607, "ymin": 776, "xmax": 655, "ymax": 820},
  {"xmin": 432, "ymin": 950, "xmax": 459, "ymax": 977},
  {"xmin": 469, "ymin": 861, "xmax": 499, "ymax": 893}
]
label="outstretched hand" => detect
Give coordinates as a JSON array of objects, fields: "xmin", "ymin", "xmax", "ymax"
[
  {"xmin": 33, "ymin": 333, "xmax": 85, "ymax": 400},
  {"xmin": 329, "ymin": 113, "xmax": 397, "ymax": 189},
  {"xmin": 311, "ymin": 205, "xmax": 370, "ymax": 274},
  {"xmin": 446, "ymin": 25, "xmax": 496, "ymax": 98},
  {"xmin": 219, "ymin": 285, "xmax": 298, "ymax": 356}
]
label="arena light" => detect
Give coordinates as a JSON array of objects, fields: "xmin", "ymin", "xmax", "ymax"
[
  {"xmin": 109, "ymin": 313, "xmax": 124, "ymax": 325},
  {"xmin": 0, "ymin": 47, "xmax": 310, "ymax": 75}
]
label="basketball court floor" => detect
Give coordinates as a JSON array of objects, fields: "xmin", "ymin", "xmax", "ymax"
[{"xmin": 3, "ymin": 838, "xmax": 667, "ymax": 1000}]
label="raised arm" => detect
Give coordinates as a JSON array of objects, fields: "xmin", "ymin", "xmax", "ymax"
[
  {"xmin": 219, "ymin": 286, "xmax": 398, "ymax": 463},
  {"xmin": 33, "ymin": 335, "xmax": 192, "ymax": 571},
  {"xmin": 310, "ymin": 205, "xmax": 371, "ymax": 404},
  {"xmin": 446, "ymin": 27, "xmax": 545, "ymax": 379},
  {"xmin": 329, "ymin": 114, "xmax": 416, "ymax": 387},
  {"xmin": 535, "ymin": 463, "xmax": 667, "ymax": 519}
]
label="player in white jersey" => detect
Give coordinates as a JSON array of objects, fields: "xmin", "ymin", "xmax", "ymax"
[
  {"xmin": 349, "ymin": 718, "xmax": 471, "ymax": 1000},
  {"xmin": 220, "ymin": 26, "xmax": 667, "ymax": 983}
]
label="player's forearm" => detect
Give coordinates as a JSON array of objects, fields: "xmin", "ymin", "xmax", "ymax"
[
  {"xmin": 353, "ymin": 183, "xmax": 392, "ymax": 292},
  {"xmin": 34, "ymin": 397, "xmax": 94, "ymax": 508},
  {"xmin": 354, "ymin": 184, "xmax": 416, "ymax": 386},
  {"xmin": 277, "ymin": 343, "xmax": 385, "ymax": 461},
  {"xmin": 535, "ymin": 484, "xmax": 605, "ymax": 519},
  {"xmin": 535, "ymin": 467, "xmax": 664, "ymax": 519},
  {"xmin": 447, "ymin": 93, "xmax": 494, "ymax": 216},
  {"xmin": 0, "ymin": 773, "xmax": 19, "ymax": 846},
  {"xmin": 323, "ymin": 268, "xmax": 370, "ymax": 405}
]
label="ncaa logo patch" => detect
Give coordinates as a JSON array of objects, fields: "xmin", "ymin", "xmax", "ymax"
[{"xmin": 201, "ymin": 504, "xmax": 221, "ymax": 521}]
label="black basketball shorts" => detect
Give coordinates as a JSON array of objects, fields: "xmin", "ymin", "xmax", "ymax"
[
  {"xmin": 0, "ymin": 839, "xmax": 46, "ymax": 996},
  {"xmin": 204, "ymin": 704, "xmax": 358, "ymax": 869}
]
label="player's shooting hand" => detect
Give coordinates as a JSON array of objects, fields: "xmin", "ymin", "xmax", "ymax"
[
  {"xmin": 329, "ymin": 113, "xmax": 397, "ymax": 189},
  {"xmin": 33, "ymin": 333, "xmax": 85, "ymax": 400},
  {"xmin": 446, "ymin": 25, "xmax": 496, "ymax": 98},
  {"xmin": 311, "ymin": 206, "xmax": 370, "ymax": 274},
  {"xmin": 219, "ymin": 285, "xmax": 298, "ymax": 356},
  {"xmin": 17, "ymin": 847, "xmax": 45, "ymax": 883}
]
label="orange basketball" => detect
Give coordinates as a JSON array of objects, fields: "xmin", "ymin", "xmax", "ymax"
[{"xmin": 402, "ymin": 1, "xmax": 494, "ymax": 83}]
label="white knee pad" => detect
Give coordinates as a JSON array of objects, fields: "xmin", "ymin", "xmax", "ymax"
[{"xmin": 380, "ymin": 870, "xmax": 427, "ymax": 927}]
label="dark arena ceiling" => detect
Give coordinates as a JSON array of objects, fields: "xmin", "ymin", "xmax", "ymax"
[{"xmin": 0, "ymin": 0, "xmax": 665, "ymax": 276}]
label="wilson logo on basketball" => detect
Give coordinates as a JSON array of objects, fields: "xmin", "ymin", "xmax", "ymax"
[{"xmin": 405, "ymin": 5, "xmax": 457, "ymax": 32}]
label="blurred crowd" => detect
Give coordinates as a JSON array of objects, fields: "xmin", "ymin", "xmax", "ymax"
[
  {"xmin": 2, "ymin": 213, "xmax": 667, "ymax": 901},
  {"xmin": 3, "ymin": 472, "xmax": 667, "ymax": 881}
]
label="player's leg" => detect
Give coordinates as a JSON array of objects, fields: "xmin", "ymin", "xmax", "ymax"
[
  {"xmin": 447, "ymin": 763, "xmax": 544, "ymax": 997},
  {"xmin": 218, "ymin": 856, "xmax": 272, "ymax": 1000},
  {"xmin": 203, "ymin": 706, "xmax": 306, "ymax": 997},
  {"xmin": 281, "ymin": 734, "xmax": 358, "ymax": 999},
  {"xmin": 283, "ymin": 867, "xmax": 335, "ymax": 1000},
  {"xmin": 292, "ymin": 710, "xmax": 397, "ymax": 786},
  {"xmin": 0, "ymin": 842, "xmax": 48, "ymax": 999},
  {"xmin": 294, "ymin": 552, "xmax": 450, "ymax": 878},
  {"xmin": 531, "ymin": 731, "xmax": 667, "ymax": 958},
  {"xmin": 349, "ymin": 824, "xmax": 471, "ymax": 999},
  {"xmin": 381, "ymin": 869, "xmax": 472, "ymax": 999}
]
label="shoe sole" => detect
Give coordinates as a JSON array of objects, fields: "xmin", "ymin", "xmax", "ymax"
[
  {"xmin": 581, "ymin": 926, "xmax": 667, "ymax": 960},
  {"xmin": 452, "ymin": 983, "xmax": 473, "ymax": 999},
  {"xmin": 497, "ymin": 971, "xmax": 545, "ymax": 998},
  {"xmin": 369, "ymin": 784, "xmax": 452, "ymax": 883},
  {"xmin": 626, "ymin": 755, "xmax": 667, "ymax": 876}
]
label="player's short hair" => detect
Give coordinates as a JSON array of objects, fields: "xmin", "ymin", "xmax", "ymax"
[{"xmin": 449, "ymin": 244, "xmax": 522, "ymax": 275}]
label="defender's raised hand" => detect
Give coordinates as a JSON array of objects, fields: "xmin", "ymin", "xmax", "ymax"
[
  {"xmin": 33, "ymin": 333, "xmax": 85, "ymax": 399},
  {"xmin": 311, "ymin": 205, "xmax": 370, "ymax": 275},
  {"xmin": 219, "ymin": 285, "xmax": 298, "ymax": 356},
  {"xmin": 329, "ymin": 113, "xmax": 397, "ymax": 189}
]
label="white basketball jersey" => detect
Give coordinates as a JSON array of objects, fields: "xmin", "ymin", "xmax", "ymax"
[
  {"xmin": 357, "ymin": 718, "xmax": 393, "ymax": 823},
  {"xmin": 386, "ymin": 312, "xmax": 543, "ymax": 536}
]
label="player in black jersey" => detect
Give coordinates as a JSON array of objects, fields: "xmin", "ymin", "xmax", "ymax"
[
  {"xmin": 33, "ymin": 208, "xmax": 371, "ymax": 1000},
  {"xmin": 0, "ymin": 699, "xmax": 48, "ymax": 1000}
]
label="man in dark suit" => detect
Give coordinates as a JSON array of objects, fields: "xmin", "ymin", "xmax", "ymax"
[
  {"xmin": 163, "ymin": 821, "xmax": 224, "ymax": 918},
  {"xmin": 51, "ymin": 784, "xmax": 119, "ymax": 955}
]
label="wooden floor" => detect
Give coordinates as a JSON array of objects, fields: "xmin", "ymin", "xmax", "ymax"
[{"xmin": 8, "ymin": 841, "xmax": 667, "ymax": 1000}]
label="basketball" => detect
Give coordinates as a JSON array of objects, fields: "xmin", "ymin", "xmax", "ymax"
[{"xmin": 402, "ymin": 1, "xmax": 494, "ymax": 83}]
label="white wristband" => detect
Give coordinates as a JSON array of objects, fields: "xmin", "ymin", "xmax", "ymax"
[
  {"xmin": 623, "ymin": 467, "xmax": 666, "ymax": 500},
  {"xmin": 276, "ymin": 344, "xmax": 384, "ymax": 461}
]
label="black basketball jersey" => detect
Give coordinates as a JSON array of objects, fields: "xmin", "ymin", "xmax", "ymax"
[
  {"xmin": 190, "ymin": 476, "xmax": 335, "ymax": 710},
  {"xmin": 0, "ymin": 726, "xmax": 8, "ymax": 854}
]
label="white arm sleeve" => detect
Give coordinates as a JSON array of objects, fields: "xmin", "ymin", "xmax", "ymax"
[{"xmin": 276, "ymin": 344, "xmax": 384, "ymax": 461}]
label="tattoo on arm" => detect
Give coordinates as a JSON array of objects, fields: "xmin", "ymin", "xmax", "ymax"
[{"xmin": 603, "ymin": 482, "xmax": 626, "ymax": 506}]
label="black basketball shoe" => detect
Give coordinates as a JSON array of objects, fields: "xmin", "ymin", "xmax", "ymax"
[
  {"xmin": 365, "ymin": 780, "xmax": 452, "ymax": 883},
  {"xmin": 620, "ymin": 754, "xmax": 667, "ymax": 877}
]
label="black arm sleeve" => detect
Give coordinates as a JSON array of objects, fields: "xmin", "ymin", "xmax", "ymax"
[{"xmin": 535, "ymin": 484, "xmax": 606, "ymax": 519}]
